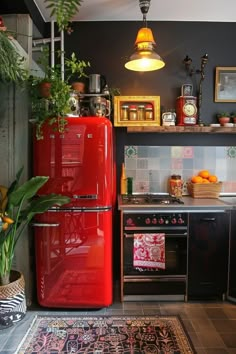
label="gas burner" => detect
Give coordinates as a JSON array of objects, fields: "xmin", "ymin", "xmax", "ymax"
[{"xmin": 122, "ymin": 194, "xmax": 184, "ymax": 205}]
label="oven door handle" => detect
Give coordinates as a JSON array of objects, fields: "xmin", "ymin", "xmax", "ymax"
[{"xmin": 124, "ymin": 232, "xmax": 187, "ymax": 238}]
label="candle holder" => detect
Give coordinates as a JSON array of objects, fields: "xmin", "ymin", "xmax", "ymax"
[{"xmin": 183, "ymin": 53, "xmax": 208, "ymax": 126}]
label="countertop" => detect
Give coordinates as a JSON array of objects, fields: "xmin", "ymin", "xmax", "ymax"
[{"xmin": 118, "ymin": 195, "xmax": 236, "ymax": 212}]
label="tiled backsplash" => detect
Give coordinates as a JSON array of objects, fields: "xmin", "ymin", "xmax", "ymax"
[{"xmin": 124, "ymin": 146, "xmax": 236, "ymax": 195}]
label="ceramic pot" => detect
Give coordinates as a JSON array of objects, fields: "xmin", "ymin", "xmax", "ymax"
[
  {"xmin": 0, "ymin": 270, "xmax": 26, "ymax": 330},
  {"xmin": 218, "ymin": 117, "xmax": 230, "ymax": 126},
  {"xmin": 71, "ymin": 81, "xmax": 85, "ymax": 93},
  {"xmin": 38, "ymin": 81, "xmax": 51, "ymax": 98}
]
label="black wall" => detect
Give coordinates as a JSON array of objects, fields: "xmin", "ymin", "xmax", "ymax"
[
  {"xmin": 64, "ymin": 21, "xmax": 236, "ymax": 278},
  {"xmin": 64, "ymin": 20, "xmax": 236, "ymax": 188}
]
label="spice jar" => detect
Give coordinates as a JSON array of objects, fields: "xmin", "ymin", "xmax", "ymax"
[
  {"xmin": 129, "ymin": 105, "xmax": 138, "ymax": 121},
  {"xmin": 121, "ymin": 104, "xmax": 129, "ymax": 121},
  {"xmin": 169, "ymin": 175, "xmax": 183, "ymax": 197},
  {"xmin": 145, "ymin": 104, "xmax": 154, "ymax": 120},
  {"xmin": 137, "ymin": 104, "xmax": 145, "ymax": 120}
]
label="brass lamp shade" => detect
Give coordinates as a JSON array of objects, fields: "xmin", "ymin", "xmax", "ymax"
[{"xmin": 125, "ymin": 27, "xmax": 165, "ymax": 72}]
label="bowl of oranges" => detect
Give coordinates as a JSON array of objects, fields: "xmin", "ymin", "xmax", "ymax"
[{"xmin": 188, "ymin": 170, "xmax": 222, "ymax": 198}]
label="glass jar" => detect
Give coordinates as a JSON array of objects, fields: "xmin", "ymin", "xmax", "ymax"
[
  {"xmin": 169, "ymin": 175, "xmax": 183, "ymax": 197},
  {"xmin": 129, "ymin": 105, "xmax": 138, "ymax": 121},
  {"xmin": 145, "ymin": 104, "xmax": 154, "ymax": 120},
  {"xmin": 137, "ymin": 104, "xmax": 145, "ymax": 120},
  {"xmin": 121, "ymin": 104, "xmax": 129, "ymax": 121}
]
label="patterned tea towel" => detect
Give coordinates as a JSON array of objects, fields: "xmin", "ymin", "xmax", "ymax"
[{"xmin": 133, "ymin": 233, "xmax": 165, "ymax": 270}]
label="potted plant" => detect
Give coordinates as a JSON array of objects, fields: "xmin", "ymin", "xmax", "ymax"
[
  {"xmin": 216, "ymin": 112, "xmax": 231, "ymax": 125},
  {"xmin": 0, "ymin": 17, "xmax": 28, "ymax": 83},
  {"xmin": 65, "ymin": 52, "xmax": 90, "ymax": 93},
  {"xmin": 30, "ymin": 49, "xmax": 90, "ymax": 139},
  {"xmin": 230, "ymin": 112, "xmax": 236, "ymax": 124},
  {"xmin": 30, "ymin": 64, "xmax": 72, "ymax": 140},
  {"xmin": 0, "ymin": 167, "xmax": 70, "ymax": 328}
]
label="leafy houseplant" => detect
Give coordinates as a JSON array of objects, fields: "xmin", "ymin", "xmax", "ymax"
[
  {"xmin": 65, "ymin": 52, "xmax": 90, "ymax": 92},
  {"xmin": 44, "ymin": 0, "xmax": 83, "ymax": 31},
  {"xmin": 0, "ymin": 17, "xmax": 28, "ymax": 83},
  {"xmin": 30, "ymin": 48, "xmax": 90, "ymax": 140},
  {"xmin": 0, "ymin": 167, "xmax": 70, "ymax": 286}
]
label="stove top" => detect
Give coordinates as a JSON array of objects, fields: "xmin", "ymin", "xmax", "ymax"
[{"xmin": 121, "ymin": 194, "xmax": 184, "ymax": 205}]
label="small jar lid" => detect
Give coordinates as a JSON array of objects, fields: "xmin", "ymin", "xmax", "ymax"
[{"xmin": 171, "ymin": 174, "xmax": 181, "ymax": 179}]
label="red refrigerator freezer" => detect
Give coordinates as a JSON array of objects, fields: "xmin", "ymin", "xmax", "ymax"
[{"xmin": 33, "ymin": 117, "xmax": 115, "ymax": 308}]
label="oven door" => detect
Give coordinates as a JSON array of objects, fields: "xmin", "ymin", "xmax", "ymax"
[{"xmin": 122, "ymin": 227, "xmax": 188, "ymax": 301}]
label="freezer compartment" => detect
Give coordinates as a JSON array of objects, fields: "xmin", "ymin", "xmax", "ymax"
[
  {"xmin": 33, "ymin": 117, "xmax": 115, "ymax": 208},
  {"xmin": 33, "ymin": 209, "xmax": 113, "ymax": 308}
]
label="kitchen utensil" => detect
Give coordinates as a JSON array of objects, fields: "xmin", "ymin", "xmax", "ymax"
[{"xmin": 89, "ymin": 74, "xmax": 106, "ymax": 94}]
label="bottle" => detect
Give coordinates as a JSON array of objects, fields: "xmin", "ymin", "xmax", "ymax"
[{"xmin": 120, "ymin": 163, "xmax": 127, "ymax": 195}]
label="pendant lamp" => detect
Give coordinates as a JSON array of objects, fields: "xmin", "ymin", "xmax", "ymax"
[{"xmin": 125, "ymin": 0, "xmax": 165, "ymax": 72}]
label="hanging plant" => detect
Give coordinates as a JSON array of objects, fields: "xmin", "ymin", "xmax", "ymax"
[
  {"xmin": 0, "ymin": 17, "xmax": 28, "ymax": 83},
  {"xmin": 44, "ymin": 0, "xmax": 83, "ymax": 31}
]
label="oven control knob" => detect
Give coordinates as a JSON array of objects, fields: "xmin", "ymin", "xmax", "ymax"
[
  {"xmin": 158, "ymin": 217, "xmax": 164, "ymax": 224},
  {"xmin": 171, "ymin": 217, "xmax": 177, "ymax": 224},
  {"xmin": 126, "ymin": 217, "xmax": 134, "ymax": 226},
  {"xmin": 145, "ymin": 217, "xmax": 151, "ymax": 225},
  {"xmin": 165, "ymin": 219, "xmax": 169, "ymax": 224},
  {"xmin": 152, "ymin": 217, "xmax": 158, "ymax": 225},
  {"xmin": 178, "ymin": 217, "xmax": 184, "ymax": 224}
]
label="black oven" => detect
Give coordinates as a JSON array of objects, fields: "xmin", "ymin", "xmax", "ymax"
[{"xmin": 121, "ymin": 211, "xmax": 188, "ymax": 301}]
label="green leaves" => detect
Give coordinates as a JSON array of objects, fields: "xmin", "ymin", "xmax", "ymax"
[
  {"xmin": 0, "ymin": 168, "xmax": 70, "ymax": 284},
  {"xmin": 45, "ymin": 0, "xmax": 83, "ymax": 31},
  {"xmin": 0, "ymin": 31, "xmax": 28, "ymax": 83}
]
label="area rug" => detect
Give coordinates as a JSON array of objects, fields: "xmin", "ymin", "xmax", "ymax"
[{"xmin": 16, "ymin": 315, "xmax": 196, "ymax": 353}]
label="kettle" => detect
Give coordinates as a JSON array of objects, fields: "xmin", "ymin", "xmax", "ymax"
[{"xmin": 89, "ymin": 74, "xmax": 107, "ymax": 94}]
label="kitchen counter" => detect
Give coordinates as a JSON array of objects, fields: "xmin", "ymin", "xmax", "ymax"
[{"xmin": 118, "ymin": 195, "xmax": 236, "ymax": 211}]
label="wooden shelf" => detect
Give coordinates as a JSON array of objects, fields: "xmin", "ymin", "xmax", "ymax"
[{"xmin": 127, "ymin": 126, "xmax": 236, "ymax": 133}]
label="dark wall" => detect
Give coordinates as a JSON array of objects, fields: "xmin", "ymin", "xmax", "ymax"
[
  {"xmin": 65, "ymin": 21, "xmax": 236, "ymax": 120},
  {"xmin": 64, "ymin": 20, "xmax": 236, "ymax": 187},
  {"xmin": 64, "ymin": 21, "xmax": 236, "ymax": 278}
]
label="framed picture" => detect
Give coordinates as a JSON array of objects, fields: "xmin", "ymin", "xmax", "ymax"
[
  {"xmin": 215, "ymin": 67, "xmax": 236, "ymax": 102},
  {"xmin": 113, "ymin": 96, "xmax": 160, "ymax": 127}
]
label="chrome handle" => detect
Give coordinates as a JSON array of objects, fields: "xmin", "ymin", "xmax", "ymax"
[
  {"xmin": 124, "ymin": 232, "xmax": 187, "ymax": 238},
  {"xmin": 31, "ymin": 223, "xmax": 60, "ymax": 227}
]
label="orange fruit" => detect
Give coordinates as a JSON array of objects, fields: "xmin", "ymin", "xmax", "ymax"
[
  {"xmin": 198, "ymin": 170, "xmax": 210, "ymax": 179},
  {"xmin": 191, "ymin": 176, "xmax": 203, "ymax": 183},
  {"xmin": 202, "ymin": 178, "xmax": 210, "ymax": 183},
  {"xmin": 208, "ymin": 175, "xmax": 218, "ymax": 183}
]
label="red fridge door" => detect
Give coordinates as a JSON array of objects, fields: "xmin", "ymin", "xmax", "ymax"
[
  {"xmin": 33, "ymin": 209, "xmax": 112, "ymax": 308},
  {"xmin": 33, "ymin": 117, "xmax": 114, "ymax": 208}
]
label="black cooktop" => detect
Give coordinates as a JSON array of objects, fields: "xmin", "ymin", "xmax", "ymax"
[{"xmin": 121, "ymin": 194, "xmax": 184, "ymax": 205}]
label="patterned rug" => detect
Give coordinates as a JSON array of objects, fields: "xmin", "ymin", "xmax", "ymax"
[{"xmin": 16, "ymin": 315, "xmax": 196, "ymax": 353}]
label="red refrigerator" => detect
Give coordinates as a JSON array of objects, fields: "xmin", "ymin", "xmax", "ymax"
[{"xmin": 33, "ymin": 117, "xmax": 115, "ymax": 308}]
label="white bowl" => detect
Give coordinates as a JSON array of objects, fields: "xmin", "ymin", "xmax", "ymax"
[{"xmin": 224, "ymin": 123, "xmax": 234, "ymax": 127}]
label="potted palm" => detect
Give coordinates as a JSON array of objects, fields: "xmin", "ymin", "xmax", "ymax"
[{"xmin": 0, "ymin": 167, "xmax": 70, "ymax": 328}]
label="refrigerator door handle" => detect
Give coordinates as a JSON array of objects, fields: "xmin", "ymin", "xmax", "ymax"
[{"xmin": 31, "ymin": 223, "xmax": 60, "ymax": 227}]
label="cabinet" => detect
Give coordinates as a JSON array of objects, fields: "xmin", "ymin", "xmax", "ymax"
[
  {"xmin": 228, "ymin": 210, "xmax": 236, "ymax": 301},
  {"xmin": 188, "ymin": 212, "xmax": 230, "ymax": 300}
]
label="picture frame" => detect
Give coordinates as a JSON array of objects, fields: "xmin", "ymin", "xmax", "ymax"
[
  {"xmin": 215, "ymin": 66, "xmax": 236, "ymax": 102},
  {"xmin": 114, "ymin": 96, "xmax": 160, "ymax": 127}
]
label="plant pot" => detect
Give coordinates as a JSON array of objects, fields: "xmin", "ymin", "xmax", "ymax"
[
  {"xmin": 218, "ymin": 117, "xmax": 230, "ymax": 126},
  {"xmin": 71, "ymin": 81, "xmax": 85, "ymax": 93},
  {"xmin": 38, "ymin": 81, "xmax": 51, "ymax": 98},
  {"xmin": 0, "ymin": 270, "xmax": 26, "ymax": 330}
]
